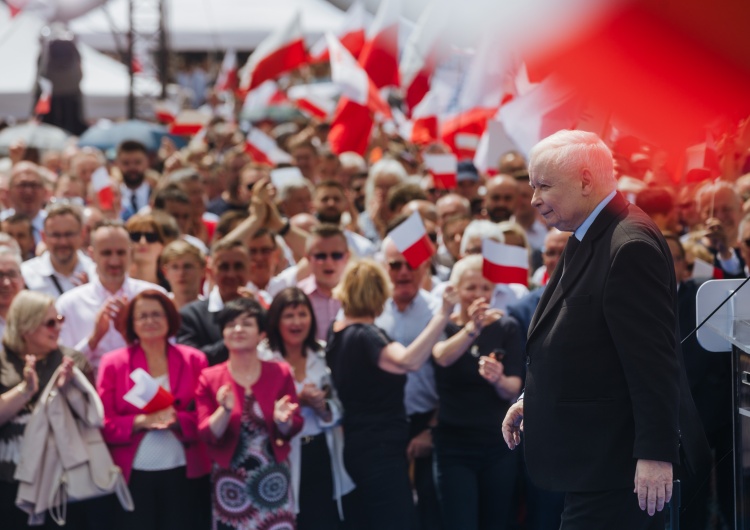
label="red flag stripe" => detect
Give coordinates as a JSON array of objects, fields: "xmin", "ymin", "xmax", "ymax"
[
  {"xmin": 483, "ymin": 260, "xmax": 529, "ymax": 286},
  {"xmin": 247, "ymin": 39, "xmax": 307, "ymax": 91},
  {"xmin": 401, "ymin": 234, "xmax": 434, "ymax": 270}
]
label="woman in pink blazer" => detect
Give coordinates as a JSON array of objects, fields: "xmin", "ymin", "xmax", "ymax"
[
  {"xmin": 97, "ymin": 289, "xmax": 211, "ymax": 530},
  {"xmin": 196, "ymin": 297, "xmax": 303, "ymax": 530}
]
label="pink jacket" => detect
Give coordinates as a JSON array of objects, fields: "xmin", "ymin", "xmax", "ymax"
[
  {"xmin": 96, "ymin": 344, "xmax": 211, "ymax": 482},
  {"xmin": 196, "ymin": 360, "xmax": 303, "ymax": 468}
]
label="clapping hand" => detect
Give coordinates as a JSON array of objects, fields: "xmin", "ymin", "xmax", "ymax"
[
  {"xmin": 441, "ymin": 285, "xmax": 459, "ymax": 316},
  {"xmin": 22, "ymin": 355, "xmax": 39, "ymax": 396},
  {"xmin": 298, "ymin": 383, "xmax": 328, "ymax": 416},
  {"xmin": 273, "ymin": 395, "xmax": 299, "ymax": 427},
  {"xmin": 216, "ymin": 384, "xmax": 235, "ymax": 412},
  {"xmin": 56, "ymin": 356, "xmax": 75, "ymax": 389}
]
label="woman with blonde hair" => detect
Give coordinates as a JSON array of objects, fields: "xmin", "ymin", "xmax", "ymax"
[
  {"xmin": 0, "ymin": 291, "xmax": 92, "ymax": 528},
  {"xmin": 325, "ymin": 259, "xmax": 456, "ymax": 530},
  {"xmin": 431, "ymin": 255, "xmax": 524, "ymax": 529}
]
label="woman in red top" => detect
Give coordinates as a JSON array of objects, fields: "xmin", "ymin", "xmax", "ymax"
[{"xmin": 196, "ymin": 297, "xmax": 303, "ymax": 530}]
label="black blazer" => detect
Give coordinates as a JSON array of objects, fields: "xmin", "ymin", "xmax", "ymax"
[
  {"xmin": 176, "ymin": 299, "xmax": 228, "ymax": 366},
  {"xmin": 524, "ymin": 193, "xmax": 710, "ymax": 492}
]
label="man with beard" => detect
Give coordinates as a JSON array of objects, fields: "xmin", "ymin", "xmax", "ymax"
[
  {"xmin": 484, "ymin": 174, "xmax": 519, "ymax": 223},
  {"xmin": 116, "ymin": 140, "xmax": 151, "ymax": 221},
  {"xmin": 22, "ymin": 203, "xmax": 95, "ymax": 298},
  {"xmin": 313, "ymin": 180, "xmax": 375, "ymax": 258}
]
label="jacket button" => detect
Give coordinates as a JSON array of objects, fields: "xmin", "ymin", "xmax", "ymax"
[
  {"xmin": 526, "ymin": 356, "xmax": 531, "ymax": 366},
  {"xmin": 275, "ymin": 438, "xmax": 284, "ymax": 447}
]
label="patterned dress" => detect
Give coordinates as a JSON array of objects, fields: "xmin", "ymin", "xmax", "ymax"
[{"xmin": 211, "ymin": 394, "xmax": 296, "ymax": 530}]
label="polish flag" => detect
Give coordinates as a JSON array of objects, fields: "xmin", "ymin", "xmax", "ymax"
[
  {"xmin": 241, "ymin": 80, "xmax": 286, "ymax": 116},
  {"xmin": 239, "ymin": 12, "xmax": 308, "ymax": 92},
  {"xmin": 153, "ymin": 99, "xmax": 179, "ymax": 124},
  {"xmin": 423, "ymin": 153, "xmax": 457, "ymax": 190},
  {"xmin": 124, "ymin": 368, "xmax": 175, "ymax": 414},
  {"xmin": 440, "ymin": 107, "xmax": 497, "ymax": 160},
  {"xmin": 34, "ymin": 77, "xmax": 52, "ymax": 116},
  {"xmin": 357, "ymin": 0, "xmax": 401, "ymax": 89},
  {"xmin": 400, "ymin": 2, "xmax": 448, "ymax": 113},
  {"xmin": 691, "ymin": 257, "xmax": 724, "ymax": 281},
  {"xmin": 409, "ymin": 86, "xmax": 441, "ymax": 145},
  {"xmin": 473, "ymin": 119, "xmax": 518, "ymax": 174},
  {"xmin": 91, "ymin": 167, "xmax": 114, "ymax": 211},
  {"xmin": 287, "ymin": 85, "xmax": 336, "ymax": 120},
  {"xmin": 215, "ymin": 49, "xmax": 239, "ymax": 93},
  {"xmin": 244, "ymin": 128, "xmax": 292, "ymax": 166},
  {"xmin": 328, "ymin": 97, "xmax": 373, "ymax": 155},
  {"xmin": 482, "ymin": 239, "xmax": 529, "ymax": 286},
  {"xmin": 327, "ymin": 33, "xmax": 392, "ymax": 119},
  {"xmin": 497, "ymin": 76, "xmax": 583, "ymax": 158},
  {"xmin": 169, "ymin": 110, "xmax": 210, "ymax": 136},
  {"xmin": 389, "ymin": 211, "xmax": 434, "ymax": 270},
  {"xmin": 684, "ymin": 134, "xmax": 720, "ymax": 183},
  {"xmin": 310, "ymin": 1, "xmax": 369, "ymax": 63}
]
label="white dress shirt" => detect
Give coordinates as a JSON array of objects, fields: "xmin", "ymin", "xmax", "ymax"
[
  {"xmin": 56, "ymin": 276, "xmax": 165, "ymax": 372},
  {"xmin": 22, "ymin": 251, "xmax": 96, "ymax": 299}
]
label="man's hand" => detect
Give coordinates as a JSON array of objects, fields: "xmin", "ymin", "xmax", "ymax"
[
  {"xmin": 406, "ymin": 429, "xmax": 433, "ymax": 461},
  {"xmin": 502, "ymin": 400, "xmax": 524, "ymax": 450},
  {"xmin": 634, "ymin": 459, "xmax": 673, "ymax": 516}
]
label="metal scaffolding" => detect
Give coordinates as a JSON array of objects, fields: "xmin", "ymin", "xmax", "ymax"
[{"xmin": 127, "ymin": 0, "xmax": 168, "ymax": 118}]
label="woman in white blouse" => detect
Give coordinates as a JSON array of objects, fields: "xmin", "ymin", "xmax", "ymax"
[{"xmin": 264, "ymin": 287, "xmax": 354, "ymax": 530}]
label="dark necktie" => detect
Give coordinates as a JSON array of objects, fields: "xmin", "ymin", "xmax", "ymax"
[
  {"xmin": 130, "ymin": 192, "xmax": 138, "ymax": 214},
  {"xmin": 563, "ymin": 236, "xmax": 580, "ymax": 272}
]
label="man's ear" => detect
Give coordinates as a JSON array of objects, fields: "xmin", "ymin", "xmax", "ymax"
[{"xmin": 580, "ymin": 169, "xmax": 594, "ymax": 196}]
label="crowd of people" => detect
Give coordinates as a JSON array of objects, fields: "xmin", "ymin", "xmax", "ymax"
[{"xmin": 0, "ymin": 110, "xmax": 747, "ymax": 530}]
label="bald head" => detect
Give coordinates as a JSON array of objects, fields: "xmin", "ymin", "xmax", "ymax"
[{"xmin": 484, "ymin": 175, "xmax": 518, "ymax": 222}]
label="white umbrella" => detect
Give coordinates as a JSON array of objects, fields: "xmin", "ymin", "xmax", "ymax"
[{"xmin": 0, "ymin": 121, "xmax": 71, "ymax": 154}]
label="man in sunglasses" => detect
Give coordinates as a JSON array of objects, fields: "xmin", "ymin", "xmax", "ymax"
[
  {"xmin": 22, "ymin": 203, "xmax": 95, "ymax": 299},
  {"xmin": 297, "ymin": 224, "xmax": 350, "ymax": 341},
  {"xmin": 56, "ymin": 220, "xmax": 165, "ymax": 373},
  {"xmin": 375, "ymin": 232, "xmax": 445, "ymax": 530}
]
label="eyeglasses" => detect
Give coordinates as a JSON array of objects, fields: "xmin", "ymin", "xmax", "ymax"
[
  {"xmin": 43, "ymin": 315, "xmax": 65, "ymax": 328},
  {"xmin": 13, "ymin": 181, "xmax": 43, "ymax": 190},
  {"xmin": 686, "ymin": 262, "xmax": 695, "ymax": 272},
  {"xmin": 312, "ymin": 252, "xmax": 346, "ymax": 261},
  {"xmin": 0, "ymin": 270, "xmax": 20, "ymax": 281},
  {"xmin": 134, "ymin": 312, "xmax": 166, "ymax": 322},
  {"xmin": 129, "ymin": 231, "xmax": 160, "ymax": 243},
  {"xmin": 246, "ymin": 182, "xmax": 255, "ymax": 191},
  {"xmin": 46, "ymin": 231, "xmax": 79, "ymax": 240},
  {"xmin": 248, "ymin": 247, "xmax": 275, "ymax": 257},
  {"xmin": 387, "ymin": 260, "xmax": 413, "ymax": 272},
  {"xmin": 743, "ymin": 238, "xmax": 750, "ymax": 247},
  {"xmin": 427, "ymin": 233, "xmax": 438, "ymax": 244}
]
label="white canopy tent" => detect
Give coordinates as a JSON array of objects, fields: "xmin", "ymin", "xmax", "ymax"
[
  {"xmin": 69, "ymin": 0, "xmax": 347, "ymax": 52},
  {"xmin": 0, "ymin": 9, "xmax": 160, "ymax": 121}
]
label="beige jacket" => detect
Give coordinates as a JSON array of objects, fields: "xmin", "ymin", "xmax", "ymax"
[{"xmin": 14, "ymin": 365, "xmax": 132, "ymax": 525}]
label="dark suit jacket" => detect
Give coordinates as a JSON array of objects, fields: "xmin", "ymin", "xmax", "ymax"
[
  {"xmin": 524, "ymin": 193, "xmax": 710, "ymax": 493},
  {"xmin": 176, "ymin": 299, "xmax": 227, "ymax": 366}
]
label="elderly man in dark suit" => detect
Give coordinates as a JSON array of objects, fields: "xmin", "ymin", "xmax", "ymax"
[{"xmin": 502, "ymin": 130, "xmax": 709, "ymax": 529}]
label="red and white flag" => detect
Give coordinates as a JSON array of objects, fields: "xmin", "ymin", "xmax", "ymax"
[
  {"xmin": 482, "ymin": 239, "xmax": 529, "ymax": 286},
  {"xmin": 153, "ymin": 99, "xmax": 179, "ymax": 124},
  {"xmin": 389, "ymin": 211, "xmax": 434, "ymax": 270},
  {"xmin": 400, "ymin": 2, "xmax": 448, "ymax": 113},
  {"xmin": 328, "ymin": 97, "xmax": 373, "ymax": 156},
  {"xmin": 241, "ymin": 80, "xmax": 287, "ymax": 116},
  {"xmin": 34, "ymin": 77, "xmax": 52, "ymax": 116},
  {"xmin": 498, "ymin": 76, "xmax": 582, "ymax": 158},
  {"xmin": 473, "ymin": 118, "xmax": 518, "ymax": 175},
  {"xmin": 91, "ymin": 166, "xmax": 114, "ymax": 211},
  {"xmin": 310, "ymin": 1, "xmax": 369, "ymax": 63},
  {"xmin": 239, "ymin": 12, "xmax": 308, "ymax": 92},
  {"xmin": 169, "ymin": 110, "xmax": 210, "ymax": 136},
  {"xmin": 124, "ymin": 368, "xmax": 175, "ymax": 414},
  {"xmin": 691, "ymin": 257, "xmax": 724, "ymax": 281},
  {"xmin": 215, "ymin": 49, "xmax": 239, "ymax": 93},
  {"xmin": 357, "ymin": 0, "xmax": 401, "ymax": 89},
  {"xmin": 423, "ymin": 153, "xmax": 457, "ymax": 190},
  {"xmin": 245, "ymin": 128, "xmax": 293, "ymax": 166},
  {"xmin": 409, "ymin": 86, "xmax": 441, "ymax": 145},
  {"xmin": 327, "ymin": 33, "xmax": 392, "ymax": 119},
  {"xmin": 684, "ymin": 134, "xmax": 720, "ymax": 183},
  {"xmin": 287, "ymin": 85, "xmax": 336, "ymax": 120}
]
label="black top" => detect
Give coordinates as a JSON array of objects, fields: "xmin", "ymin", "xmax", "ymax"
[
  {"xmin": 434, "ymin": 317, "xmax": 523, "ymax": 446},
  {"xmin": 325, "ymin": 323, "xmax": 407, "ymax": 441},
  {"xmin": 206, "ymin": 196, "xmax": 247, "ymax": 218}
]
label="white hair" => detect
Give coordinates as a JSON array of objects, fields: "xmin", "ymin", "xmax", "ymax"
[
  {"xmin": 529, "ymin": 130, "xmax": 616, "ymax": 192},
  {"xmin": 449, "ymin": 254, "xmax": 484, "ymax": 286},
  {"xmin": 338, "ymin": 151, "xmax": 367, "ymax": 173},
  {"xmin": 460, "ymin": 220, "xmax": 504, "ymax": 256},
  {"xmin": 277, "ymin": 177, "xmax": 314, "ymax": 202},
  {"xmin": 365, "ymin": 158, "xmax": 407, "ymax": 211}
]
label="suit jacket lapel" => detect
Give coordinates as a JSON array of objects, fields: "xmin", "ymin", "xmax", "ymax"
[{"xmin": 528, "ymin": 193, "xmax": 630, "ymax": 341}]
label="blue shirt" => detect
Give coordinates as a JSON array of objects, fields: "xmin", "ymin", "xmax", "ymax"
[{"xmin": 574, "ymin": 190, "xmax": 617, "ymax": 242}]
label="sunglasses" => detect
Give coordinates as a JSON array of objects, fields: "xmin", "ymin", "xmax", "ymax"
[
  {"xmin": 43, "ymin": 315, "xmax": 65, "ymax": 329},
  {"xmin": 129, "ymin": 231, "xmax": 160, "ymax": 243},
  {"xmin": 312, "ymin": 252, "xmax": 346, "ymax": 261},
  {"xmin": 387, "ymin": 260, "xmax": 414, "ymax": 272}
]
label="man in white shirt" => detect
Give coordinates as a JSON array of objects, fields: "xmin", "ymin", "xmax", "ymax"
[
  {"xmin": 22, "ymin": 203, "xmax": 95, "ymax": 298},
  {"xmin": 56, "ymin": 220, "xmax": 164, "ymax": 372}
]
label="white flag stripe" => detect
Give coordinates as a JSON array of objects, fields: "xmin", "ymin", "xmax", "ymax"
[
  {"xmin": 123, "ymin": 368, "xmax": 159, "ymax": 409},
  {"xmin": 482, "ymin": 239, "xmax": 528, "ymax": 269},
  {"xmin": 423, "ymin": 153, "xmax": 457, "ymax": 174},
  {"xmin": 327, "ymin": 33, "xmax": 370, "ymax": 105},
  {"xmin": 390, "ymin": 211, "xmax": 427, "ymax": 250},
  {"xmin": 91, "ymin": 166, "xmax": 110, "ymax": 192}
]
